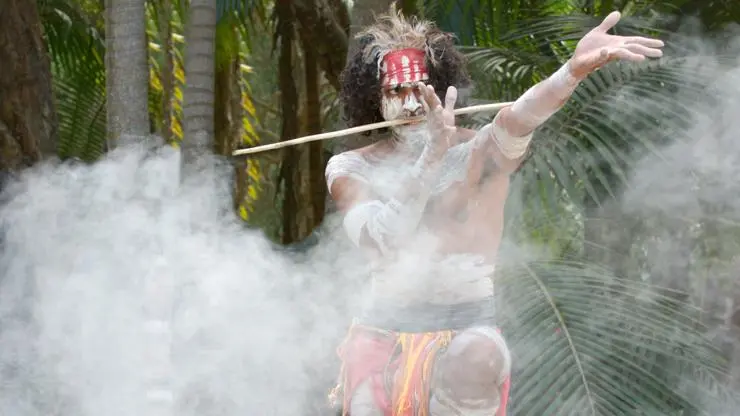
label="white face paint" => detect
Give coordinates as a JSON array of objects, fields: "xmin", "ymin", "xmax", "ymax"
[
  {"xmin": 380, "ymin": 83, "xmax": 425, "ymax": 122},
  {"xmin": 381, "ymin": 89, "xmax": 429, "ymax": 153},
  {"xmin": 381, "ymin": 95, "xmax": 404, "ymax": 121},
  {"xmin": 395, "ymin": 122, "xmax": 430, "ymax": 153},
  {"xmin": 402, "ymin": 92, "xmax": 422, "ymax": 115},
  {"xmin": 379, "ymin": 77, "xmax": 431, "ymax": 153}
]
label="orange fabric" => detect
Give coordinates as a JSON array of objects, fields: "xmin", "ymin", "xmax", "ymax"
[
  {"xmin": 330, "ymin": 324, "xmax": 511, "ymax": 416},
  {"xmin": 390, "ymin": 331, "xmax": 452, "ymax": 416}
]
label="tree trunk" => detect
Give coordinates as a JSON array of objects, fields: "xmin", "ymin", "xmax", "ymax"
[
  {"xmin": 104, "ymin": 0, "xmax": 150, "ymax": 148},
  {"xmin": 181, "ymin": 0, "xmax": 216, "ymax": 165},
  {"xmin": 103, "ymin": 1, "xmax": 170, "ymax": 414},
  {"xmin": 214, "ymin": 52, "xmax": 240, "ymax": 157},
  {"xmin": 276, "ymin": 0, "xmax": 303, "ymax": 245},
  {"xmin": 0, "ymin": 0, "xmax": 59, "ymax": 173},
  {"xmin": 292, "ymin": 0, "xmax": 349, "ymax": 91},
  {"xmin": 213, "ymin": 33, "xmax": 253, "ymax": 220},
  {"xmin": 399, "ymin": 0, "xmax": 418, "ymax": 16},
  {"xmin": 305, "ymin": 51, "xmax": 326, "ymax": 225},
  {"xmin": 347, "ymin": 0, "xmax": 396, "ymax": 47}
]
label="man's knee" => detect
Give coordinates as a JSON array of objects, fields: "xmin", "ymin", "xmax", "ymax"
[
  {"xmin": 432, "ymin": 327, "xmax": 511, "ymax": 408},
  {"xmin": 348, "ymin": 381, "xmax": 383, "ymax": 416}
]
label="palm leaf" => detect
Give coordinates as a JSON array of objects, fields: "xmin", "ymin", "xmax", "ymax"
[
  {"xmin": 39, "ymin": 0, "xmax": 107, "ymax": 161},
  {"xmin": 52, "ymin": 66, "xmax": 107, "ymax": 161},
  {"xmin": 217, "ymin": 0, "xmax": 270, "ymax": 50},
  {"xmin": 420, "ymin": 2, "xmax": 740, "ymax": 413},
  {"xmin": 495, "ymin": 259, "xmax": 737, "ymax": 415},
  {"xmin": 531, "ymin": 55, "xmax": 725, "ymax": 210}
]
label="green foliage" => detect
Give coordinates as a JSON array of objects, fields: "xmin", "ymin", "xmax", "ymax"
[
  {"xmin": 35, "ymin": 0, "xmax": 740, "ymax": 412},
  {"xmin": 39, "ymin": 0, "xmax": 107, "ymax": 161},
  {"xmin": 497, "ymin": 259, "xmax": 732, "ymax": 415},
  {"xmin": 425, "ymin": 0, "xmax": 740, "ymax": 413}
]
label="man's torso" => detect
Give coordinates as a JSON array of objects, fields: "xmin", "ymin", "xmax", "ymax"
[{"xmin": 334, "ymin": 127, "xmax": 510, "ymax": 305}]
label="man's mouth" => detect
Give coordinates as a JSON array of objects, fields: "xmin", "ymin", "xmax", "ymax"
[
  {"xmin": 402, "ymin": 112, "xmax": 425, "ymax": 122},
  {"xmin": 397, "ymin": 116, "xmax": 426, "ymax": 127}
]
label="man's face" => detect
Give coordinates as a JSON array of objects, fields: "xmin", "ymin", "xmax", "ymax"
[
  {"xmin": 381, "ymin": 82, "xmax": 425, "ymax": 121},
  {"xmin": 379, "ymin": 48, "xmax": 429, "ymax": 122}
]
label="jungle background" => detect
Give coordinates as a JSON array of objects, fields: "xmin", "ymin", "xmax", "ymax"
[{"xmin": 3, "ymin": 0, "xmax": 740, "ymax": 414}]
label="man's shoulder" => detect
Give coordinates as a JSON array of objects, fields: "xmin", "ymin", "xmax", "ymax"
[
  {"xmin": 330, "ymin": 140, "xmax": 384, "ymax": 161},
  {"xmin": 325, "ymin": 144, "xmax": 377, "ymax": 183}
]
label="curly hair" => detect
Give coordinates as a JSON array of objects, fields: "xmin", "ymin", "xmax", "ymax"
[{"xmin": 339, "ymin": 8, "xmax": 472, "ymax": 135}]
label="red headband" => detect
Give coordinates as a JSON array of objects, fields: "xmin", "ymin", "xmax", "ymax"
[{"xmin": 380, "ymin": 48, "xmax": 429, "ymax": 87}]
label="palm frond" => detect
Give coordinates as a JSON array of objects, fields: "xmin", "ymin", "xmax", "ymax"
[
  {"xmin": 496, "ymin": 259, "xmax": 738, "ymax": 415},
  {"xmin": 52, "ymin": 67, "xmax": 107, "ymax": 161},
  {"xmin": 216, "ymin": 0, "xmax": 267, "ymax": 22},
  {"xmin": 38, "ymin": 0, "xmax": 105, "ymax": 73},
  {"xmin": 39, "ymin": 0, "xmax": 107, "ymax": 161},
  {"xmin": 464, "ymin": 54, "xmax": 722, "ymax": 221},
  {"xmin": 217, "ymin": 0, "xmax": 270, "ymax": 49}
]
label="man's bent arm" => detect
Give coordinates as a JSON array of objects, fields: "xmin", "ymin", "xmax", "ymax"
[{"xmin": 326, "ymin": 149, "xmax": 443, "ymax": 256}]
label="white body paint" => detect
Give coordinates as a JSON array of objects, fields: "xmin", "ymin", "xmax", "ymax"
[
  {"xmin": 325, "ymin": 123, "xmax": 496, "ymax": 304},
  {"xmin": 508, "ymin": 61, "xmax": 580, "ymax": 130}
]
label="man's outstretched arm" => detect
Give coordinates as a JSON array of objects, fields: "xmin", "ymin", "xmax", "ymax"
[{"xmin": 483, "ymin": 11, "xmax": 665, "ymax": 173}]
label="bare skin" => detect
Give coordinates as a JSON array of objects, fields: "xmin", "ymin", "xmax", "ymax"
[
  {"xmin": 330, "ymin": 11, "xmax": 665, "ymax": 263},
  {"xmin": 330, "ymin": 84, "xmax": 522, "ymax": 264},
  {"xmin": 332, "ymin": 86, "xmax": 516, "ymax": 415},
  {"xmin": 330, "ymin": 11, "xmax": 665, "ymax": 414}
]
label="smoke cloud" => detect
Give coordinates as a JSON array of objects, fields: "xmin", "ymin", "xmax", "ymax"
[
  {"xmin": 2, "ymin": 14, "xmax": 740, "ymax": 416},
  {"xmin": 0, "ymin": 142, "xmax": 369, "ymax": 415}
]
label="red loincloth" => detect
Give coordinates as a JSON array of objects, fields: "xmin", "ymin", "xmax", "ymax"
[{"xmin": 329, "ymin": 324, "xmax": 510, "ymax": 416}]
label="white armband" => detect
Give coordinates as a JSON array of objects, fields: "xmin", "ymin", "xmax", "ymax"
[
  {"xmin": 343, "ymin": 193, "xmax": 430, "ymax": 254},
  {"xmin": 491, "ymin": 116, "xmax": 533, "ymax": 160},
  {"xmin": 343, "ymin": 200, "xmax": 384, "ymax": 247},
  {"xmin": 469, "ymin": 119, "xmax": 532, "ymax": 160}
]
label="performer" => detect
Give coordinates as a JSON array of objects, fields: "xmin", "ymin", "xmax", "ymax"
[{"xmin": 326, "ymin": 6, "xmax": 664, "ymax": 415}]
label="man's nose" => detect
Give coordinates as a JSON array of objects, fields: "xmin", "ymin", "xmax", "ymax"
[{"xmin": 403, "ymin": 95, "xmax": 422, "ymax": 114}]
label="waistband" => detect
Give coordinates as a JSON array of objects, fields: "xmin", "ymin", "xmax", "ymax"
[{"xmin": 357, "ymin": 296, "xmax": 496, "ymax": 333}]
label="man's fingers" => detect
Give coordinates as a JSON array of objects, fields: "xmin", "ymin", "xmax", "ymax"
[
  {"xmin": 596, "ymin": 11, "xmax": 621, "ymax": 33},
  {"xmin": 625, "ymin": 36, "xmax": 665, "ymax": 48},
  {"xmin": 418, "ymin": 82, "xmax": 440, "ymax": 109},
  {"xmin": 610, "ymin": 48, "xmax": 645, "ymax": 62},
  {"xmin": 625, "ymin": 43, "xmax": 663, "ymax": 58},
  {"xmin": 419, "ymin": 93, "xmax": 431, "ymax": 114},
  {"xmin": 444, "ymin": 86, "xmax": 458, "ymax": 112},
  {"xmin": 417, "ymin": 82, "xmax": 432, "ymax": 113}
]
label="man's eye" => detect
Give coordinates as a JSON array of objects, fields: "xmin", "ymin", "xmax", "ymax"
[{"xmin": 392, "ymin": 85, "xmax": 401, "ymax": 94}]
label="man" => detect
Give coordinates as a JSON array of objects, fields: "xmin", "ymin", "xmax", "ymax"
[{"xmin": 325, "ymin": 6, "xmax": 664, "ymax": 415}]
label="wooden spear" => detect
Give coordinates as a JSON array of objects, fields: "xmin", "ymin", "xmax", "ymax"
[{"xmin": 231, "ymin": 101, "xmax": 513, "ymax": 156}]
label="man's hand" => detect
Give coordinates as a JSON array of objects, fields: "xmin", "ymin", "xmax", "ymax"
[
  {"xmin": 419, "ymin": 83, "xmax": 458, "ymax": 161},
  {"xmin": 570, "ymin": 11, "xmax": 665, "ymax": 80}
]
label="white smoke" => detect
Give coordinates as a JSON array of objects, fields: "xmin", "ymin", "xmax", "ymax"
[{"xmin": 0, "ymin": 141, "xmax": 368, "ymax": 415}]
